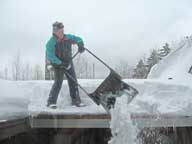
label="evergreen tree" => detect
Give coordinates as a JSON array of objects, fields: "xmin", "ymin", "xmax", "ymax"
[
  {"xmin": 115, "ymin": 60, "xmax": 132, "ymax": 78},
  {"xmin": 147, "ymin": 49, "xmax": 160, "ymax": 72},
  {"xmin": 133, "ymin": 59, "xmax": 148, "ymax": 79},
  {"xmin": 158, "ymin": 43, "xmax": 171, "ymax": 59}
]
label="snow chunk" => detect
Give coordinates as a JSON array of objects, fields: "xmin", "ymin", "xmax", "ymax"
[{"xmin": 109, "ymin": 94, "xmax": 138, "ymax": 144}]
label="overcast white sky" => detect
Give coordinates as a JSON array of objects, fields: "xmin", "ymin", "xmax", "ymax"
[{"xmin": 0, "ymin": 0, "xmax": 192, "ymax": 70}]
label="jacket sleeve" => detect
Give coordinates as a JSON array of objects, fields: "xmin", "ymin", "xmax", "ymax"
[
  {"xmin": 65, "ymin": 34, "xmax": 84, "ymax": 46},
  {"xmin": 46, "ymin": 36, "xmax": 62, "ymax": 65}
]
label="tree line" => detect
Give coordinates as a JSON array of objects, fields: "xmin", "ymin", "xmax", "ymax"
[
  {"xmin": 0, "ymin": 51, "xmax": 44, "ymax": 80},
  {"xmin": 115, "ymin": 42, "xmax": 171, "ymax": 79},
  {"xmin": 0, "ymin": 42, "xmax": 172, "ymax": 81}
]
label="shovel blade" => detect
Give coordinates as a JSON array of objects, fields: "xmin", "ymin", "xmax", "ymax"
[{"xmin": 89, "ymin": 70, "xmax": 139, "ymax": 112}]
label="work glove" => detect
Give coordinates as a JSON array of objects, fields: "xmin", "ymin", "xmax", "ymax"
[
  {"xmin": 47, "ymin": 65, "xmax": 53, "ymax": 71},
  {"xmin": 78, "ymin": 43, "xmax": 85, "ymax": 53}
]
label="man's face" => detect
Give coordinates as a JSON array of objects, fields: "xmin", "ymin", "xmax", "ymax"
[{"xmin": 54, "ymin": 28, "xmax": 64, "ymax": 39}]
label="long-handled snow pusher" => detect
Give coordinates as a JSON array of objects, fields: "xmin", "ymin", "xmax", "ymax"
[{"xmin": 65, "ymin": 48, "xmax": 139, "ymax": 112}]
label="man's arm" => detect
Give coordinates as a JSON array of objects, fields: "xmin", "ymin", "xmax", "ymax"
[
  {"xmin": 65, "ymin": 34, "xmax": 84, "ymax": 46},
  {"xmin": 65, "ymin": 34, "xmax": 85, "ymax": 53},
  {"xmin": 46, "ymin": 36, "xmax": 62, "ymax": 65}
]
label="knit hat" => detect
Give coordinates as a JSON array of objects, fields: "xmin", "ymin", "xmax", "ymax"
[{"xmin": 52, "ymin": 21, "xmax": 64, "ymax": 33}]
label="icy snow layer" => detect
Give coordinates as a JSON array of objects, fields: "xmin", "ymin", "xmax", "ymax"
[{"xmin": 0, "ymin": 80, "xmax": 29, "ymax": 120}]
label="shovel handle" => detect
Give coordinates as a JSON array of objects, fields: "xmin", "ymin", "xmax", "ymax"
[
  {"xmin": 84, "ymin": 48, "xmax": 114, "ymax": 71},
  {"xmin": 72, "ymin": 48, "xmax": 115, "ymax": 72},
  {"xmin": 72, "ymin": 51, "xmax": 79, "ymax": 60}
]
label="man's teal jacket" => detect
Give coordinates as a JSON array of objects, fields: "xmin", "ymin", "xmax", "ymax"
[{"xmin": 46, "ymin": 34, "xmax": 84, "ymax": 65}]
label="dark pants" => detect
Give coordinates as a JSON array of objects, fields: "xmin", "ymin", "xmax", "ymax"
[{"xmin": 47, "ymin": 63, "xmax": 81, "ymax": 105}]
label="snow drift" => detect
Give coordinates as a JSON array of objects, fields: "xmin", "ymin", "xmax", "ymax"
[
  {"xmin": 148, "ymin": 37, "xmax": 192, "ymax": 83},
  {"xmin": 130, "ymin": 37, "xmax": 192, "ymax": 115}
]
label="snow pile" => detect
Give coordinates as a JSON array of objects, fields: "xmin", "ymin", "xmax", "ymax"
[
  {"xmin": 129, "ymin": 80, "xmax": 192, "ymax": 115},
  {"xmin": 109, "ymin": 94, "xmax": 138, "ymax": 144},
  {"xmin": 148, "ymin": 37, "xmax": 192, "ymax": 84},
  {"xmin": 132, "ymin": 36, "xmax": 192, "ymax": 115},
  {"xmin": 0, "ymin": 80, "xmax": 29, "ymax": 120}
]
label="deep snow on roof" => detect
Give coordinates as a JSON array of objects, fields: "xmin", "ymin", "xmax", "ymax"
[{"xmin": 1, "ymin": 37, "xmax": 192, "ymax": 120}]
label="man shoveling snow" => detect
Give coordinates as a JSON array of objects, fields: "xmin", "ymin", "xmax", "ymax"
[
  {"xmin": 45, "ymin": 22, "xmax": 138, "ymax": 111},
  {"xmin": 46, "ymin": 21, "xmax": 85, "ymax": 108}
]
